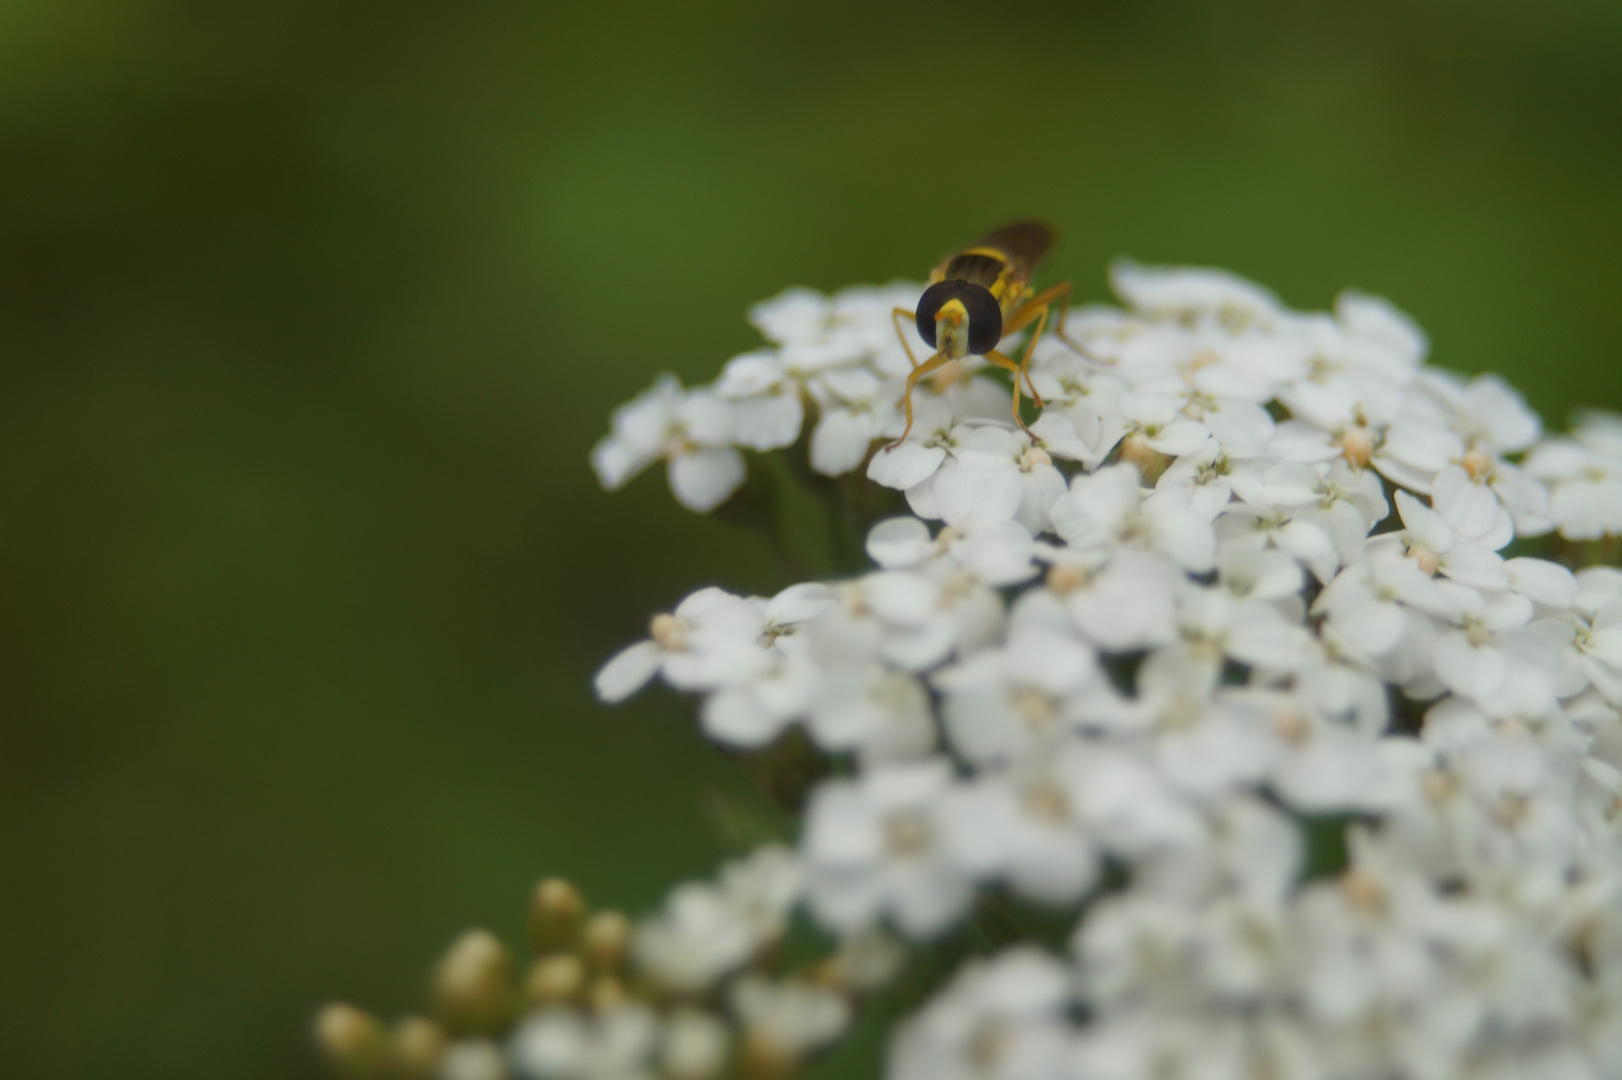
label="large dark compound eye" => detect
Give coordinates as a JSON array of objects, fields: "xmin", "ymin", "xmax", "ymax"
[{"xmin": 915, "ymin": 280, "xmax": 1003, "ymax": 354}]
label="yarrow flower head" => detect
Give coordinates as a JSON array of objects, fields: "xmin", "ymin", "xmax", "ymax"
[
  {"xmin": 591, "ymin": 375, "xmax": 747, "ymax": 512},
  {"xmin": 320, "ymin": 250, "xmax": 1622, "ymax": 1080}
]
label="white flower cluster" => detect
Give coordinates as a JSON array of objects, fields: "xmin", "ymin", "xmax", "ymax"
[{"xmin": 595, "ymin": 264, "xmax": 1622, "ymax": 1079}]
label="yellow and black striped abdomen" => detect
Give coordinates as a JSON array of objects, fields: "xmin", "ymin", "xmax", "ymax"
[{"xmin": 932, "ymin": 250, "xmax": 1010, "ymax": 293}]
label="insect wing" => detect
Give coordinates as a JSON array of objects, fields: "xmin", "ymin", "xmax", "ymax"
[{"xmin": 974, "ymin": 221, "xmax": 1055, "ymax": 277}]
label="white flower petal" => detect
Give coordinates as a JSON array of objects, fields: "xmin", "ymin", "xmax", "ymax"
[
  {"xmin": 590, "ymin": 434, "xmax": 657, "ymax": 491},
  {"xmin": 714, "ymin": 350, "xmax": 786, "ymax": 397},
  {"xmin": 669, "ymin": 448, "xmax": 747, "ymax": 512},
  {"xmin": 1395, "ymin": 489, "xmax": 1454, "ymax": 552},
  {"xmin": 1145, "ymin": 494, "xmax": 1216, "ymax": 572},
  {"xmin": 932, "ymin": 463, "xmax": 1024, "ymax": 530},
  {"xmin": 1268, "ymin": 421, "xmax": 1342, "ymax": 464},
  {"xmin": 866, "ymin": 517, "xmax": 935, "ymax": 569},
  {"xmin": 811, "ymin": 409, "xmax": 879, "ymax": 476},
  {"xmin": 768, "ymin": 582, "xmax": 835, "ymax": 625},
  {"xmin": 1551, "ymin": 477, "xmax": 1622, "ymax": 539},
  {"xmin": 1145, "ymin": 419, "xmax": 1212, "ymax": 456},
  {"xmin": 732, "ymin": 392, "xmax": 805, "ymax": 451},
  {"xmin": 1275, "ymin": 520, "xmax": 1341, "ymax": 585},
  {"xmin": 1463, "ymin": 374, "xmax": 1540, "ymax": 450},
  {"xmin": 1432, "ymin": 465, "xmax": 1501, "ymax": 539},
  {"xmin": 1333, "ymin": 597, "xmax": 1405, "ymax": 657},
  {"xmin": 677, "ymin": 391, "xmax": 736, "ymax": 446},
  {"xmin": 867, "ymin": 441, "xmax": 948, "ymax": 490},
  {"xmin": 950, "ymin": 521, "xmax": 1040, "ymax": 586},
  {"xmin": 595, "ymin": 640, "xmax": 665, "ymax": 703},
  {"xmin": 1336, "ymin": 289, "xmax": 1428, "ymax": 364},
  {"xmin": 1433, "ymin": 631, "xmax": 1506, "ymax": 698},
  {"xmin": 1505, "ymin": 557, "xmax": 1578, "ymax": 608},
  {"xmin": 1381, "ymin": 417, "xmax": 1463, "ymax": 473},
  {"xmin": 749, "ymin": 287, "xmax": 828, "ymax": 343},
  {"xmin": 1584, "ymin": 627, "xmax": 1622, "ymax": 669},
  {"xmin": 1068, "ymin": 555, "xmax": 1179, "ymax": 650},
  {"xmin": 861, "ymin": 572, "xmax": 939, "ymax": 626},
  {"xmin": 1259, "ymin": 462, "xmax": 1323, "ymax": 507},
  {"xmin": 1438, "ymin": 543, "xmax": 1509, "ymax": 591},
  {"xmin": 702, "ymin": 687, "xmax": 791, "ymax": 747}
]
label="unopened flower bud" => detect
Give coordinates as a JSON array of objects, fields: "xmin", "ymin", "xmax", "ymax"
[
  {"xmin": 1119, "ymin": 433, "xmax": 1169, "ymax": 484},
  {"xmin": 582, "ymin": 910, "xmax": 632, "ymax": 971},
  {"xmin": 1409, "ymin": 542, "xmax": 1439, "ymax": 576},
  {"xmin": 432, "ymin": 929, "xmax": 516, "ymax": 1035},
  {"xmin": 1019, "ymin": 446, "xmax": 1053, "ymax": 471},
  {"xmin": 1340, "ymin": 427, "xmax": 1374, "ymax": 468},
  {"xmin": 525, "ymin": 953, "xmax": 586, "ymax": 1004},
  {"xmin": 528, "ymin": 877, "xmax": 585, "ymax": 953},
  {"xmin": 313, "ymin": 1002, "xmax": 388, "ymax": 1079},
  {"xmin": 1460, "ymin": 447, "xmax": 1493, "ymax": 480},
  {"xmin": 392, "ymin": 1016, "xmax": 446, "ymax": 1079},
  {"xmin": 1271, "ymin": 708, "xmax": 1309, "ymax": 745},
  {"xmin": 740, "ymin": 1032, "xmax": 789, "ymax": 1080},
  {"xmin": 1045, "ymin": 563, "xmax": 1087, "ymax": 596},
  {"xmin": 588, "ymin": 974, "xmax": 630, "ymax": 1013},
  {"xmin": 1340, "ymin": 868, "xmax": 1386, "ymax": 913},
  {"xmin": 651, "ymin": 612, "xmax": 686, "ymax": 649}
]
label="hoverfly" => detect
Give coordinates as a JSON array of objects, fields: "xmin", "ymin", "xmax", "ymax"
[{"xmin": 889, "ymin": 221, "xmax": 1084, "ymax": 445}]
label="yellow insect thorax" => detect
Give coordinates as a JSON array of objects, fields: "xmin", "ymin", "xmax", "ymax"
[
  {"xmin": 936, "ymin": 298, "xmax": 972, "ymax": 359},
  {"xmin": 953, "ymin": 246, "xmax": 1023, "ymax": 311}
]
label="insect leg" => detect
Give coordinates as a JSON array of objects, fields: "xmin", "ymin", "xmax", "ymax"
[
  {"xmin": 1006, "ymin": 281, "xmax": 1108, "ymax": 364},
  {"xmin": 1017, "ymin": 305, "xmax": 1050, "ymax": 410},
  {"xmin": 995, "ymin": 300, "xmax": 1049, "ymax": 408},
  {"xmin": 983, "ymin": 348, "xmax": 1036, "ymax": 438},
  {"xmin": 888, "ymin": 350, "xmax": 951, "ymax": 448},
  {"xmin": 891, "ymin": 306, "xmax": 921, "ymax": 369}
]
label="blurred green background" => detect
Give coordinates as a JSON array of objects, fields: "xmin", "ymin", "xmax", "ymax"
[{"xmin": 2, "ymin": 1, "xmax": 1621, "ymax": 1077}]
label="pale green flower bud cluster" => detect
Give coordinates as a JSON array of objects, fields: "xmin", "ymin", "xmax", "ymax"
[{"xmin": 316, "ymin": 860, "xmax": 900, "ymax": 1080}]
